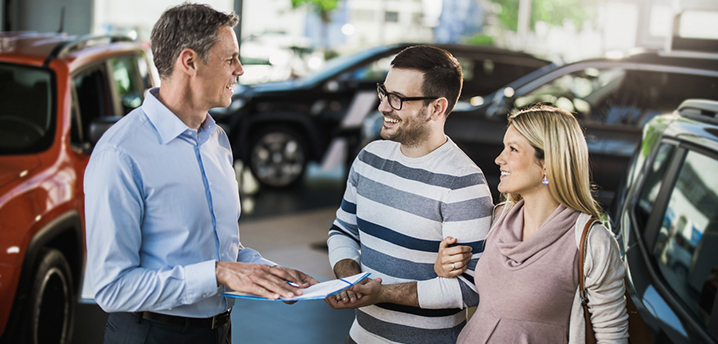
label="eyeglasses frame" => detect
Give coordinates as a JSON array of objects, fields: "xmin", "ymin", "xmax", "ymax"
[{"xmin": 376, "ymin": 83, "xmax": 439, "ymax": 111}]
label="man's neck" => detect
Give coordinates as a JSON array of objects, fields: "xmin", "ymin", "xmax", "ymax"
[
  {"xmin": 157, "ymin": 81, "xmax": 206, "ymax": 130},
  {"xmin": 399, "ymin": 131, "xmax": 448, "ymax": 158}
]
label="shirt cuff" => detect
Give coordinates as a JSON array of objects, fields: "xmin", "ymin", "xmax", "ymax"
[
  {"xmin": 416, "ymin": 278, "xmax": 463, "ymax": 309},
  {"xmin": 184, "ymin": 260, "xmax": 220, "ymax": 301}
]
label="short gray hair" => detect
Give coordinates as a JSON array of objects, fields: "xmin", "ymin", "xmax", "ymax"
[{"xmin": 150, "ymin": 2, "xmax": 239, "ymax": 79}]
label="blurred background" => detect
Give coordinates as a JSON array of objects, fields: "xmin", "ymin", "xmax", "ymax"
[
  {"xmin": 2, "ymin": 0, "xmax": 718, "ymax": 343},
  {"xmin": 5, "ymin": 0, "xmax": 718, "ymax": 82}
]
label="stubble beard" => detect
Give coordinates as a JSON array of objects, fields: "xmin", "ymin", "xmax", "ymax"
[{"xmin": 379, "ymin": 105, "xmax": 431, "ymax": 147}]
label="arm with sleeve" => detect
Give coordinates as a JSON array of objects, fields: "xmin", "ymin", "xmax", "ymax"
[
  {"xmin": 584, "ymin": 224, "xmax": 629, "ymax": 343},
  {"xmin": 417, "ymin": 166, "xmax": 493, "ymax": 310},
  {"xmin": 327, "ymin": 164, "xmax": 361, "ymax": 269},
  {"xmin": 84, "ymin": 148, "xmax": 267, "ymax": 313}
]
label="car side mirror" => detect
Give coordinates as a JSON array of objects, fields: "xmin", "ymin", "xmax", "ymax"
[{"xmin": 88, "ymin": 116, "xmax": 122, "ymax": 145}]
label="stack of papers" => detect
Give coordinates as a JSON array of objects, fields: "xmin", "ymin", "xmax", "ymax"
[{"xmin": 221, "ymin": 272, "xmax": 370, "ymax": 301}]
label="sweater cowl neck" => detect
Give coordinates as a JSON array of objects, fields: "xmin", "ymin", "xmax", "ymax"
[{"xmin": 494, "ymin": 199, "xmax": 580, "ymax": 269}]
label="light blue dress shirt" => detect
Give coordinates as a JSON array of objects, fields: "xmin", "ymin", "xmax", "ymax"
[{"xmin": 84, "ymin": 88, "xmax": 273, "ymax": 318}]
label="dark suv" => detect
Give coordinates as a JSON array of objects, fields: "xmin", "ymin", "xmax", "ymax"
[
  {"xmin": 383, "ymin": 49, "xmax": 718, "ymax": 208},
  {"xmin": 211, "ymin": 43, "xmax": 552, "ymax": 188},
  {"xmin": 0, "ymin": 32, "xmax": 153, "ymax": 344},
  {"xmin": 614, "ymin": 99, "xmax": 718, "ymax": 343}
]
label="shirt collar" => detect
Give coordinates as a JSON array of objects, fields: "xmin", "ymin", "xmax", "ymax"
[{"xmin": 142, "ymin": 88, "xmax": 217, "ymax": 145}]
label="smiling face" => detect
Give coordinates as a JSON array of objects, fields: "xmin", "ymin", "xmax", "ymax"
[
  {"xmin": 378, "ymin": 68, "xmax": 431, "ymax": 146},
  {"xmin": 495, "ymin": 125, "xmax": 546, "ymax": 197},
  {"xmin": 193, "ymin": 26, "xmax": 243, "ymax": 110}
]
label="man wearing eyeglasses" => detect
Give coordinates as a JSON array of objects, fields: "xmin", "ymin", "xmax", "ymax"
[{"xmin": 325, "ymin": 45, "xmax": 493, "ymax": 343}]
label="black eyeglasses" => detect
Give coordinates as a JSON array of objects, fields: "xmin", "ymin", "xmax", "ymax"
[{"xmin": 377, "ymin": 83, "xmax": 438, "ymax": 111}]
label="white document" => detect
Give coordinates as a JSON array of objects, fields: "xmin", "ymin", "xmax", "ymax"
[{"xmin": 221, "ymin": 272, "xmax": 371, "ymax": 301}]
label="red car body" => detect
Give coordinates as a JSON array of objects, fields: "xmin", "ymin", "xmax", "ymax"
[{"xmin": 0, "ymin": 32, "xmax": 154, "ymax": 344}]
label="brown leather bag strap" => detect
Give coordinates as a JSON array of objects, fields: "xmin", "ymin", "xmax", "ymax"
[
  {"xmin": 578, "ymin": 217, "xmax": 599, "ymax": 299},
  {"xmin": 579, "ymin": 217, "xmax": 600, "ymax": 344}
]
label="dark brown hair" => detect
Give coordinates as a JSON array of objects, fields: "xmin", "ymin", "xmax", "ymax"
[{"xmin": 390, "ymin": 45, "xmax": 463, "ymax": 116}]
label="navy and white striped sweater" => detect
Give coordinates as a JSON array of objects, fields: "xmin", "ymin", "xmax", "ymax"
[{"xmin": 328, "ymin": 138, "xmax": 493, "ymax": 343}]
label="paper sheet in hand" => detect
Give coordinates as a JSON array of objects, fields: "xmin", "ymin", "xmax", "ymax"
[{"xmin": 221, "ymin": 272, "xmax": 370, "ymax": 301}]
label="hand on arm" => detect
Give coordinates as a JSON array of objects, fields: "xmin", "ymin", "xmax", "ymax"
[
  {"xmin": 325, "ymin": 279, "xmax": 418, "ymax": 310},
  {"xmin": 434, "ymin": 237, "xmax": 472, "ymax": 278},
  {"xmin": 327, "ymin": 259, "xmax": 363, "ymax": 305},
  {"xmin": 216, "ymin": 262, "xmax": 317, "ymax": 300}
]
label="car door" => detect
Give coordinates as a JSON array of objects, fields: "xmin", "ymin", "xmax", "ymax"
[
  {"xmin": 70, "ymin": 52, "xmax": 149, "ymax": 300},
  {"xmin": 623, "ymin": 140, "xmax": 718, "ymax": 343}
]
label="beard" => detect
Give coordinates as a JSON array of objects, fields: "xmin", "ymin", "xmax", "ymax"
[{"xmin": 379, "ymin": 105, "xmax": 431, "ymax": 147}]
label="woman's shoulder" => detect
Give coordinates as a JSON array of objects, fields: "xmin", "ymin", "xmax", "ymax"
[{"xmin": 573, "ymin": 213, "xmax": 614, "ymax": 249}]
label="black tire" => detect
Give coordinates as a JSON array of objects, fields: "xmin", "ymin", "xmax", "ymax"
[
  {"xmin": 249, "ymin": 126, "xmax": 308, "ymax": 188},
  {"xmin": 24, "ymin": 248, "xmax": 74, "ymax": 344}
]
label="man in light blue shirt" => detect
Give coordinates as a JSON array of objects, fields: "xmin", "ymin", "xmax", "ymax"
[{"xmin": 84, "ymin": 4, "xmax": 316, "ymax": 343}]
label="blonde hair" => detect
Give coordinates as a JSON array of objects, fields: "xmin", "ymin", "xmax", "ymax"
[{"xmin": 502, "ymin": 104, "xmax": 602, "ymax": 218}]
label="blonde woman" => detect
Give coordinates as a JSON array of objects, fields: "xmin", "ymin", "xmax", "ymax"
[{"xmin": 436, "ymin": 104, "xmax": 628, "ymax": 343}]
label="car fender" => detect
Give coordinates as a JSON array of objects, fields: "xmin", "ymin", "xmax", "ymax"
[{"xmin": 1, "ymin": 211, "xmax": 83, "ymax": 336}]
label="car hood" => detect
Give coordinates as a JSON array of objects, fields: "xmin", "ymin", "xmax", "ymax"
[{"xmin": 0, "ymin": 155, "xmax": 41, "ymax": 190}]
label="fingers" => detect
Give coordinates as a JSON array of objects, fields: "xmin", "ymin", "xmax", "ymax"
[
  {"xmin": 325, "ymin": 278, "xmax": 383, "ymax": 310},
  {"xmin": 438, "ymin": 236, "xmax": 456, "ymax": 249},
  {"xmin": 216, "ymin": 262, "xmax": 299, "ymax": 299},
  {"xmin": 272, "ymin": 266, "xmax": 318, "ymax": 288},
  {"xmin": 333, "ymin": 287, "xmax": 363, "ymax": 304}
]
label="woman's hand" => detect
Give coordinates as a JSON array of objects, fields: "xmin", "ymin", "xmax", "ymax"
[{"xmin": 434, "ymin": 237, "xmax": 472, "ymax": 278}]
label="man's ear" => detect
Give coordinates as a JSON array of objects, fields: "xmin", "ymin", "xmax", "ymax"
[
  {"xmin": 177, "ymin": 48, "xmax": 199, "ymax": 77},
  {"xmin": 429, "ymin": 97, "xmax": 449, "ymax": 121}
]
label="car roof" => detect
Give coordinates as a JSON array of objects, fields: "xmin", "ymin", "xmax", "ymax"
[
  {"xmin": 391, "ymin": 42, "xmax": 552, "ymax": 62},
  {"xmin": 564, "ymin": 50, "xmax": 718, "ymax": 71},
  {"xmin": 657, "ymin": 99, "xmax": 718, "ymax": 151},
  {"xmin": 0, "ymin": 31, "xmax": 140, "ymax": 68},
  {"xmin": 0, "ymin": 32, "xmax": 72, "ymax": 60}
]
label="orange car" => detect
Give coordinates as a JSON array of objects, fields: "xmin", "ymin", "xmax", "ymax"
[{"xmin": 0, "ymin": 32, "xmax": 154, "ymax": 344}]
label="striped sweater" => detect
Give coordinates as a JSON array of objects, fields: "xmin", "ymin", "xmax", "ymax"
[{"xmin": 328, "ymin": 138, "xmax": 493, "ymax": 343}]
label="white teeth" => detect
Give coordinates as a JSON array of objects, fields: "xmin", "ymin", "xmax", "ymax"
[
  {"xmin": 384, "ymin": 116, "xmax": 399, "ymax": 123},
  {"xmin": 501, "ymin": 171, "xmax": 510, "ymax": 176}
]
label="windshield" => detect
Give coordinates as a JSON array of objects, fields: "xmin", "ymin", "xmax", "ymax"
[
  {"xmin": 0, "ymin": 63, "xmax": 55, "ymax": 154},
  {"xmin": 298, "ymin": 45, "xmax": 393, "ymax": 86}
]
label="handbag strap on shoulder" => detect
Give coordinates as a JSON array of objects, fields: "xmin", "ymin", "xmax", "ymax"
[{"xmin": 578, "ymin": 217, "xmax": 599, "ymax": 305}]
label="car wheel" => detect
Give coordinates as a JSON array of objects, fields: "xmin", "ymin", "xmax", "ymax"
[
  {"xmin": 25, "ymin": 248, "xmax": 74, "ymax": 344},
  {"xmin": 249, "ymin": 126, "xmax": 308, "ymax": 188}
]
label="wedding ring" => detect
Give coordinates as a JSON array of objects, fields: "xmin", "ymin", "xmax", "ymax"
[{"xmin": 451, "ymin": 262, "xmax": 456, "ymax": 270}]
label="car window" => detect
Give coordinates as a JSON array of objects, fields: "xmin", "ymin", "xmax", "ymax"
[
  {"xmin": 460, "ymin": 57, "xmax": 541, "ymax": 98},
  {"xmin": 73, "ymin": 67, "xmax": 110, "ymax": 141},
  {"xmin": 351, "ymin": 55, "xmax": 394, "ymax": 82},
  {"xmin": 0, "ymin": 63, "xmax": 55, "ymax": 154},
  {"xmin": 634, "ymin": 71, "xmax": 718, "ymax": 127},
  {"xmin": 110, "ymin": 55, "xmax": 143, "ymax": 115},
  {"xmin": 652, "ymin": 149, "xmax": 718, "ymax": 337},
  {"xmin": 136, "ymin": 54, "xmax": 152, "ymax": 90},
  {"xmin": 514, "ymin": 68, "xmax": 718, "ymax": 127},
  {"xmin": 514, "ymin": 68, "xmax": 630, "ymax": 125},
  {"xmin": 636, "ymin": 143, "xmax": 676, "ymax": 227}
]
